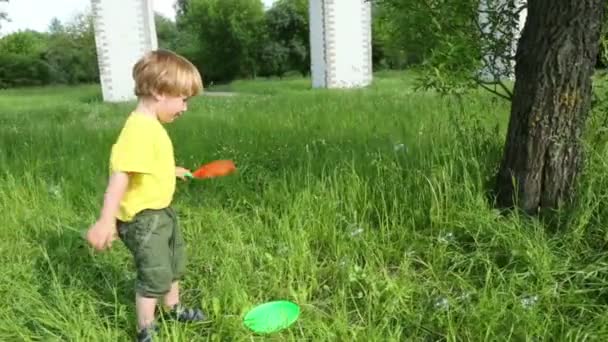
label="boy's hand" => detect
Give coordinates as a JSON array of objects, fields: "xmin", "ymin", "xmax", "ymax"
[
  {"xmin": 175, "ymin": 166, "xmax": 191, "ymax": 180},
  {"xmin": 86, "ymin": 218, "xmax": 117, "ymax": 251}
]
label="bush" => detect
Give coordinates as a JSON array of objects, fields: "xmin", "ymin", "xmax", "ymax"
[{"xmin": 0, "ymin": 53, "xmax": 51, "ymax": 88}]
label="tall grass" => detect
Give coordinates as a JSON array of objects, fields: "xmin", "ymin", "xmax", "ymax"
[{"xmin": 2, "ymin": 71, "xmax": 608, "ymax": 340}]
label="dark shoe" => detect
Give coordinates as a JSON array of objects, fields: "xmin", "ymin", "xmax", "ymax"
[
  {"xmin": 137, "ymin": 323, "xmax": 159, "ymax": 342},
  {"xmin": 166, "ymin": 303, "xmax": 206, "ymax": 323}
]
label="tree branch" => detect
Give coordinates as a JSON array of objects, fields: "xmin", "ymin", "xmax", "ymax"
[
  {"xmin": 475, "ymin": 78, "xmax": 513, "ymax": 101},
  {"xmin": 496, "ymin": 79, "xmax": 514, "ymax": 99}
]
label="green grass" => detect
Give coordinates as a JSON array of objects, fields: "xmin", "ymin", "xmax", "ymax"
[{"xmin": 2, "ymin": 71, "xmax": 608, "ymax": 340}]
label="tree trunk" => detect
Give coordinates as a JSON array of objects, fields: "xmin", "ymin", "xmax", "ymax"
[{"xmin": 495, "ymin": 0, "xmax": 605, "ymax": 213}]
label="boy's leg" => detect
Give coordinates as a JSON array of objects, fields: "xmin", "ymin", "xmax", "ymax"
[
  {"xmin": 162, "ymin": 208, "xmax": 205, "ymax": 322},
  {"xmin": 137, "ymin": 294, "xmax": 158, "ymax": 330},
  {"xmin": 165, "ymin": 207, "xmax": 184, "ymax": 310},
  {"xmin": 163, "ymin": 281, "xmax": 204, "ymax": 321},
  {"xmin": 163, "ymin": 281, "xmax": 179, "ymax": 308},
  {"xmin": 118, "ymin": 210, "xmax": 175, "ymax": 335}
]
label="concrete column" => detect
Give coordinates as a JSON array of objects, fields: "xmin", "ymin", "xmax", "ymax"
[
  {"xmin": 91, "ymin": 0, "xmax": 158, "ymax": 102},
  {"xmin": 309, "ymin": 0, "xmax": 372, "ymax": 88}
]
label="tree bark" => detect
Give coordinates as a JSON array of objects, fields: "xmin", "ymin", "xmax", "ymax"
[{"xmin": 495, "ymin": 0, "xmax": 605, "ymax": 213}]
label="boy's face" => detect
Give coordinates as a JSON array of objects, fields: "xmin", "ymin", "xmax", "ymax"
[{"xmin": 156, "ymin": 95, "xmax": 189, "ymax": 123}]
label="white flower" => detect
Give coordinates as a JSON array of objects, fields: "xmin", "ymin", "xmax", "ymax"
[
  {"xmin": 434, "ymin": 297, "xmax": 449, "ymax": 310},
  {"xmin": 350, "ymin": 227, "xmax": 364, "ymax": 237},
  {"xmin": 521, "ymin": 295, "xmax": 538, "ymax": 309},
  {"xmin": 394, "ymin": 143, "xmax": 407, "ymax": 152}
]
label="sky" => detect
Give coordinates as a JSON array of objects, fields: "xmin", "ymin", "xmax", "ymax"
[{"xmin": 0, "ymin": 0, "xmax": 276, "ymax": 35}]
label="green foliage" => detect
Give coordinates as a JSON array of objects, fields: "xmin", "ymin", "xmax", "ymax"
[
  {"xmin": 0, "ymin": 11, "xmax": 98, "ymax": 87},
  {"xmin": 0, "ymin": 53, "xmax": 51, "ymax": 87},
  {"xmin": 371, "ymin": 2, "xmax": 422, "ymax": 69},
  {"xmin": 0, "ymin": 30, "xmax": 48, "ymax": 56},
  {"xmin": 258, "ymin": 41, "xmax": 290, "ymax": 77},
  {"xmin": 377, "ymin": 0, "xmax": 485, "ymax": 95},
  {"xmin": 42, "ymin": 13, "xmax": 98, "ymax": 84},
  {"xmin": 261, "ymin": 0, "xmax": 309, "ymax": 77},
  {"xmin": 177, "ymin": 0, "xmax": 266, "ymax": 83},
  {"xmin": 375, "ymin": 0, "xmax": 527, "ymax": 98},
  {"xmin": 155, "ymin": 13, "xmax": 181, "ymax": 51},
  {"xmin": 0, "ymin": 30, "xmax": 51, "ymax": 87}
]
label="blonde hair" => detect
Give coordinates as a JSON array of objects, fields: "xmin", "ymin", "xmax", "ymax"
[{"xmin": 132, "ymin": 49, "xmax": 203, "ymax": 98}]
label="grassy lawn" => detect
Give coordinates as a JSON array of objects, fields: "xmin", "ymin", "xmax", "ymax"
[{"xmin": 2, "ymin": 71, "xmax": 608, "ymax": 340}]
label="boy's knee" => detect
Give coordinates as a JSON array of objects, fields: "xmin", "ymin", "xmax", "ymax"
[{"xmin": 137, "ymin": 265, "xmax": 173, "ymax": 298}]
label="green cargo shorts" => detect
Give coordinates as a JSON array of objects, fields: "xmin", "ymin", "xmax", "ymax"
[{"xmin": 117, "ymin": 207, "xmax": 186, "ymax": 298}]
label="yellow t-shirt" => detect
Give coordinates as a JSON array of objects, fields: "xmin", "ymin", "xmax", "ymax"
[{"xmin": 109, "ymin": 113, "xmax": 176, "ymax": 222}]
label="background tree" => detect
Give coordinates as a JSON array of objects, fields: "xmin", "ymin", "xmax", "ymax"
[
  {"xmin": 0, "ymin": 30, "xmax": 51, "ymax": 87},
  {"xmin": 378, "ymin": 0, "xmax": 606, "ymax": 214},
  {"xmin": 176, "ymin": 0, "xmax": 265, "ymax": 83},
  {"xmin": 155, "ymin": 13, "xmax": 181, "ymax": 51},
  {"xmin": 257, "ymin": 40, "xmax": 290, "ymax": 77},
  {"xmin": 262, "ymin": 0, "xmax": 309, "ymax": 76},
  {"xmin": 42, "ymin": 13, "xmax": 98, "ymax": 84},
  {"xmin": 378, "ymin": 0, "xmax": 481, "ymax": 81},
  {"xmin": 494, "ymin": 1, "xmax": 605, "ymax": 213}
]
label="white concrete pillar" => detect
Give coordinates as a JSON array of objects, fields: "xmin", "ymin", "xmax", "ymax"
[
  {"xmin": 91, "ymin": 0, "xmax": 158, "ymax": 102},
  {"xmin": 309, "ymin": 0, "xmax": 372, "ymax": 88},
  {"xmin": 478, "ymin": 0, "xmax": 527, "ymax": 82}
]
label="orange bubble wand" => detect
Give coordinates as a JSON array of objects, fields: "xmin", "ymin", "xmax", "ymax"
[{"xmin": 184, "ymin": 160, "xmax": 236, "ymax": 179}]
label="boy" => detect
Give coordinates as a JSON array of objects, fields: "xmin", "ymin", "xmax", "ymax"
[{"xmin": 86, "ymin": 49, "xmax": 205, "ymax": 341}]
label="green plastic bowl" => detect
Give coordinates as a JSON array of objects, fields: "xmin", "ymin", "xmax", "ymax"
[{"xmin": 243, "ymin": 300, "xmax": 300, "ymax": 334}]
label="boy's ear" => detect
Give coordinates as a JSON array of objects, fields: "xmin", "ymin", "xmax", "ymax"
[{"xmin": 151, "ymin": 91, "xmax": 165, "ymax": 102}]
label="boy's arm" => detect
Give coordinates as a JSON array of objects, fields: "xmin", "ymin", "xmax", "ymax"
[
  {"xmin": 86, "ymin": 171, "xmax": 129, "ymax": 251},
  {"xmin": 98, "ymin": 171, "xmax": 129, "ymax": 223}
]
